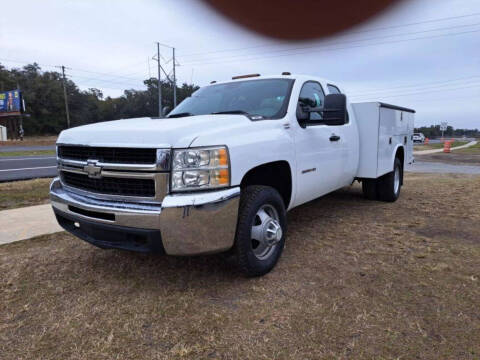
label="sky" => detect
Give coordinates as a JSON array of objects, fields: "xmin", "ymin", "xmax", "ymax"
[{"xmin": 1, "ymin": 0, "xmax": 480, "ymax": 129}]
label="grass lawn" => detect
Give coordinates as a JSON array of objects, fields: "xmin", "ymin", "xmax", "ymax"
[
  {"xmin": 0, "ymin": 135, "xmax": 57, "ymax": 147},
  {"xmin": 454, "ymin": 141, "xmax": 480, "ymax": 154},
  {"xmin": 0, "ymin": 149, "xmax": 56, "ymax": 157},
  {"xmin": 415, "ymin": 141, "xmax": 480, "ymax": 164},
  {"xmin": 1, "ymin": 173, "xmax": 479, "ymax": 359},
  {"xmin": 414, "ymin": 140, "xmax": 468, "ymax": 151},
  {"xmin": 0, "ymin": 178, "xmax": 52, "ymax": 210}
]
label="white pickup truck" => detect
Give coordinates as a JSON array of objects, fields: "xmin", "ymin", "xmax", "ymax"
[{"xmin": 50, "ymin": 74, "xmax": 415, "ymax": 276}]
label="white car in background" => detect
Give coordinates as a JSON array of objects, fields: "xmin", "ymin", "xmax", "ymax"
[{"xmin": 413, "ymin": 133, "xmax": 425, "ymax": 143}]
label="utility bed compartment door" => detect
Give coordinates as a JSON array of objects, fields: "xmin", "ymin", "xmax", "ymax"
[
  {"xmin": 378, "ymin": 107, "xmax": 398, "ymax": 176},
  {"xmin": 352, "ymin": 102, "xmax": 414, "ymax": 179}
]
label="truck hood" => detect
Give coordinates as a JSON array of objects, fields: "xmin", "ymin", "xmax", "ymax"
[{"xmin": 57, "ymin": 115, "xmax": 252, "ymax": 148}]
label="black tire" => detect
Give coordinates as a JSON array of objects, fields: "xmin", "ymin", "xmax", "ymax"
[
  {"xmin": 233, "ymin": 185, "xmax": 286, "ymax": 277},
  {"xmin": 377, "ymin": 157, "xmax": 402, "ymax": 202},
  {"xmin": 362, "ymin": 179, "xmax": 378, "ymax": 200}
]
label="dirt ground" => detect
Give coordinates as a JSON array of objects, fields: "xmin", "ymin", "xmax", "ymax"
[
  {"xmin": 0, "ymin": 178, "xmax": 52, "ymax": 210},
  {"xmin": 416, "ymin": 152, "xmax": 480, "ymax": 165},
  {"xmin": 1, "ymin": 173, "xmax": 479, "ymax": 359}
]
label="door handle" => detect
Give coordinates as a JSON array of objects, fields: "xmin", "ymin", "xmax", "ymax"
[{"xmin": 329, "ymin": 134, "xmax": 340, "ymax": 142}]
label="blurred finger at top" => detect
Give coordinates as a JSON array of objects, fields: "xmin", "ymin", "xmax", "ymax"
[{"xmin": 202, "ymin": 0, "xmax": 404, "ymax": 40}]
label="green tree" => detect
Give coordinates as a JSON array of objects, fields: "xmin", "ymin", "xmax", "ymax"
[{"xmin": 0, "ymin": 62, "xmax": 199, "ymax": 136}]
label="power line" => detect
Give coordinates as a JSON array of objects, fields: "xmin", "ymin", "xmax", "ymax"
[
  {"xmin": 70, "ymin": 75, "xmax": 147, "ymax": 89},
  {"xmin": 180, "ymin": 27, "xmax": 480, "ymax": 67},
  {"xmin": 0, "ymin": 57, "xmax": 152, "ymax": 91},
  {"xmin": 367, "ymin": 92, "xmax": 480, "ymax": 105},
  {"xmin": 0, "ymin": 58, "xmax": 57, "ymax": 69},
  {"xmin": 348, "ymin": 76, "xmax": 480, "ymax": 96},
  {"xmin": 181, "ymin": 22, "xmax": 480, "ymax": 66},
  {"xmin": 68, "ymin": 73, "xmax": 147, "ymax": 87},
  {"xmin": 0, "ymin": 57, "xmax": 149, "ymax": 83},
  {"xmin": 177, "ymin": 12, "xmax": 480, "ymax": 59},
  {"xmin": 349, "ymin": 82, "xmax": 480, "ymax": 100},
  {"xmin": 69, "ymin": 68, "xmax": 146, "ymax": 82},
  {"xmin": 95, "ymin": 59, "xmax": 149, "ymax": 76}
]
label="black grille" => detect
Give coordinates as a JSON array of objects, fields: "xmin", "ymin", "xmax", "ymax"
[
  {"xmin": 61, "ymin": 171, "xmax": 155, "ymax": 197},
  {"xmin": 58, "ymin": 146, "xmax": 156, "ymax": 164}
]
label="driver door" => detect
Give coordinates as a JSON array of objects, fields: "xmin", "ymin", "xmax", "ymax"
[{"xmin": 292, "ymin": 81, "xmax": 344, "ymax": 206}]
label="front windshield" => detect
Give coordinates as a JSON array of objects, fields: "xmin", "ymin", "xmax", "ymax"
[{"xmin": 168, "ymin": 78, "xmax": 294, "ymax": 119}]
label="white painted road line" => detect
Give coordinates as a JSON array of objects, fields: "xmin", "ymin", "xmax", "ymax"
[
  {"xmin": 0, "ymin": 156, "xmax": 56, "ymax": 162},
  {"xmin": 0, "ymin": 166, "xmax": 57, "ymax": 172}
]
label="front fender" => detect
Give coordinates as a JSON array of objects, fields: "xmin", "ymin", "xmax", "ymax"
[{"xmin": 189, "ymin": 121, "xmax": 296, "ymax": 200}]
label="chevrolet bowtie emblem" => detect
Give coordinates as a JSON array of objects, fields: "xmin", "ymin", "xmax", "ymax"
[{"xmin": 83, "ymin": 160, "xmax": 102, "ymax": 178}]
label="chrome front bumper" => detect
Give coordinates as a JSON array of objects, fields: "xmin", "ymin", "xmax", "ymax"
[{"xmin": 50, "ymin": 178, "xmax": 240, "ymax": 255}]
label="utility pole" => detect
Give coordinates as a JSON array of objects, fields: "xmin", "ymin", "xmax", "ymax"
[
  {"xmin": 156, "ymin": 42, "xmax": 162, "ymax": 117},
  {"xmin": 17, "ymin": 81, "xmax": 24, "ymax": 140},
  {"xmin": 155, "ymin": 42, "xmax": 177, "ymax": 114},
  {"xmin": 172, "ymin": 47, "xmax": 177, "ymax": 108},
  {"xmin": 56, "ymin": 65, "xmax": 71, "ymax": 128}
]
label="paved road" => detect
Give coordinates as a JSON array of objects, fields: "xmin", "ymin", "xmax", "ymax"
[
  {"xmin": 0, "ymin": 145, "xmax": 56, "ymax": 152},
  {"xmin": 0, "ymin": 155, "xmax": 58, "ymax": 182}
]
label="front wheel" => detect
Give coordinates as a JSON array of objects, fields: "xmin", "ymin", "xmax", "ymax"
[{"xmin": 233, "ymin": 185, "xmax": 286, "ymax": 277}]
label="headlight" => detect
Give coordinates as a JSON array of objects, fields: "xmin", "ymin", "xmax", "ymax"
[{"xmin": 171, "ymin": 146, "xmax": 230, "ymax": 191}]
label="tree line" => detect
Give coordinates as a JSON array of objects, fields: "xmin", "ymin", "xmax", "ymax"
[
  {"xmin": 1, "ymin": 63, "xmax": 478, "ymax": 138},
  {"xmin": 0, "ymin": 63, "xmax": 198, "ymax": 135}
]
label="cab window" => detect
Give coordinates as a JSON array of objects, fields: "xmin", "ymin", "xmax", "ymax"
[
  {"xmin": 327, "ymin": 84, "xmax": 341, "ymax": 94},
  {"xmin": 298, "ymin": 81, "xmax": 325, "ymax": 121}
]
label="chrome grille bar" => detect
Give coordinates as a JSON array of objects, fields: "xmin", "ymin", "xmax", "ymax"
[{"xmin": 56, "ymin": 147, "xmax": 171, "ymax": 202}]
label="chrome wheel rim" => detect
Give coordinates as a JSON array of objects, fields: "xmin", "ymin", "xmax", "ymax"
[
  {"xmin": 394, "ymin": 165, "xmax": 400, "ymax": 194},
  {"xmin": 251, "ymin": 204, "xmax": 282, "ymax": 260}
]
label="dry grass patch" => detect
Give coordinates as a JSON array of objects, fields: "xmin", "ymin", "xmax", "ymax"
[
  {"xmin": 0, "ymin": 178, "xmax": 52, "ymax": 210},
  {"xmin": 416, "ymin": 150, "xmax": 480, "ymax": 165},
  {"xmin": 454, "ymin": 141, "xmax": 480, "ymax": 155},
  {"xmin": 0, "ymin": 150, "xmax": 55, "ymax": 157},
  {"xmin": 1, "ymin": 173, "xmax": 479, "ymax": 359},
  {"xmin": 0, "ymin": 135, "xmax": 57, "ymax": 147}
]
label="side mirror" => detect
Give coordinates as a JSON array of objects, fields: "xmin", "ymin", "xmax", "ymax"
[
  {"xmin": 322, "ymin": 94, "xmax": 347, "ymax": 125},
  {"xmin": 162, "ymin": 106, "xmax": 172, "ymax": 116},
  {"xmin": 296, "ymin": 102, "xmax": 309, "ymax": 127}
]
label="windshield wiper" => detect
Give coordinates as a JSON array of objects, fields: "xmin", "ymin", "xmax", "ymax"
[
  {"xmin": 167, "ymin": 112, "xmax": 195, "ymax": 118},
  {"xmin": 211, "ymin": 110, "xmax": 249, "ymax": 115}
]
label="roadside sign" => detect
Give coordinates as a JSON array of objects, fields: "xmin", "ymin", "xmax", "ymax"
[
  {"xmin": 440, "ymin": 122, "xmax": 448, "ymax": 131},
  {"xmin": 0, "ymin": 89, "xmax": 23, "ymax": 117}
]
